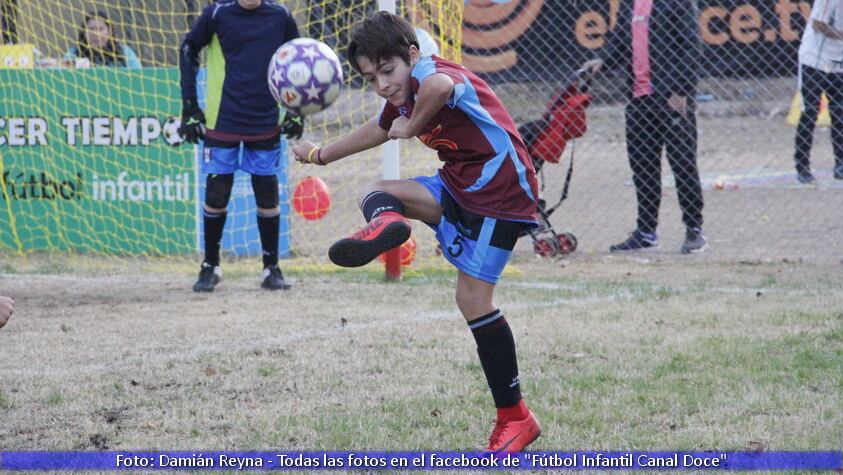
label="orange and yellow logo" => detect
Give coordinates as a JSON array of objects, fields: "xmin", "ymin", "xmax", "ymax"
[{"xmin": 419, "ymin": 124, "xmax": 458, "ymax": 151}]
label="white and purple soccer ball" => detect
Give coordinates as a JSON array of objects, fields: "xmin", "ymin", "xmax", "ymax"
[{"xmin": 268, "ymin": 38, "xmax": 343, "ymax": 116}]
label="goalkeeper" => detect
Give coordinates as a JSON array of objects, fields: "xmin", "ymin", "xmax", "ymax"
[
  {"xmin": 293, "ymin": 12, "xmax": 541, "ymax": 452},
  {"xmin": 179, "ymin": 0, "xmax": 303, "ymax": 292}
]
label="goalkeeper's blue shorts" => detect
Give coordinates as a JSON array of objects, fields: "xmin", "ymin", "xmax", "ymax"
[
  {"xmin": 412, "ymin": 173, "xmax": 531, "ymax": 285},
  {"xmin": 200, "ymin": 136, "xmax": 286, "ymax": 176}
]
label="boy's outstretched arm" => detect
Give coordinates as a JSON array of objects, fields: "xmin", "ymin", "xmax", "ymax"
[
  {"xmin": 388, "ymin": 73, "xmax": 454, "ymax": 139},
  {"xmin": 292, "ymin": 117, "xmax": 389, "ymax": 165}
]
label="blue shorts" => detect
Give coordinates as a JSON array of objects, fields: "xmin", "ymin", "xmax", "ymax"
[
  {"xmin": 200, "ymin": 136, "xmax": 286, "ymax": 175},
  {"xmin": 412, "ymin": 174, "xmax": 533, "ymax": 284}
]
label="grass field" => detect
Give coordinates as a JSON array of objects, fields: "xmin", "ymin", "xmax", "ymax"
[{"xmin": 1, "ymin": 253, "xmax": 840, "ymax": 460}]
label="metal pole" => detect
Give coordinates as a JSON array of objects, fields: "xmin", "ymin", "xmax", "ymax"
[
  {"xmin": 378, "ymin": 0, "xmax": 400, "ymax": 183},
  {"xmin": 378, "ymin": 0, "xmax": 402, "ymax": 280}
]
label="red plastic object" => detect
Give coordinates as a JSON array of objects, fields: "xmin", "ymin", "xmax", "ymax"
[
  {"xmin": 292, "ymin": 176, "xmax": 331, "ymax": 220},
  {"xmin": 528, "ymin": 83, "xmax": 591, "ymax": 164},
  {"xmin": 379, "ymin": 237, "xmax": 416, "ymax": 267}
]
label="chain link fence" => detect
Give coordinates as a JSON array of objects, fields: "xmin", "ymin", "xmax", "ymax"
[
  {"xmin": 0, "ymin": 0, "xmax": 461, "ymax": 262},
  {"xmin": 465, "ymin": 0, "xmax": 843, "ymax": 262},
  {"xmin": 3, "ymin": 0, "xmax": 841, "ymax": 262}
]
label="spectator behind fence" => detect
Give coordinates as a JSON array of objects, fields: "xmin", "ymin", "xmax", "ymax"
[
  {"xmin": 793, "ymin": 0, "xmax": 843, "ymax": 184},
  {"xmin": 64, "ymin": 10, "xmax": 141, "ymax": 68},
  {"xmin": 0, "ymin": 295, "xmax": 15, "ymax": 329},
  {"xmin": 582, "ymin": 0, "xmax": 706, "ymax": 254}
]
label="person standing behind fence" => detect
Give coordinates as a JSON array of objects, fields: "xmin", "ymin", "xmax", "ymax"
[
  {"xmin": 64, "ymin": 11, "xmax": 141, "ymax": 68},
  {"xmin": 793, "ymin": 0, "xmax": 843, "ymax": 184},
  {"xmin": 582, "ymin": 0, "xmax": 706, "ymax": 254}
]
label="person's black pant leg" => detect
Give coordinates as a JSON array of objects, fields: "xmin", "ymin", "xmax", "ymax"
[
  {"xmin": 824, "ymin": 69, "xmax": 843, "ymax": 169},
  {"xmin": 795, "ymin": 65, "xmax": 823, "ymax": 173},
  {"xmin": 663, "ymin": 103, "xmax": 703, "ymax": 230},
  {"xmin": 625, "ymin": 97, "xmax": 664, "ymax": 234}
]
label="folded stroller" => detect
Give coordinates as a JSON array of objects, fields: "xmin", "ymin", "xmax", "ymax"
[{"xmin": 518, "ymin": 70, "xmax": 592, "ymax": 258}]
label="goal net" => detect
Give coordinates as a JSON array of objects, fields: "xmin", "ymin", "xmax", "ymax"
[{"xmin": 0, "ymin": 0, "xmax": 463, "ymax": 269}]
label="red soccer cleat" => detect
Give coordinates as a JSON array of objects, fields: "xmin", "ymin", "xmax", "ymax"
[
  {"xmin": 486, "ymin": 410, "xmax": 542, "ymax": 452},
  {"xmin": 328, "ymin": 212, "xmax": 411, "ymax": 267}
]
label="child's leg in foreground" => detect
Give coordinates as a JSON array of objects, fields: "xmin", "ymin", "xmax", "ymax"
[
  {"xmin": 329, "ymin": 180, "xmax": 441, "ymax": 267},
  {"xmin": 457, "ymin": 271, "xmax": 541, "ymax": 452}
]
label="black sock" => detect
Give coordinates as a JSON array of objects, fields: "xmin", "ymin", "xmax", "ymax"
[
  {"xmin": 203, "ymin": 210, "xmax": 227, "ymax": 267},
  {"xmin": 360, "ymin": 191, "xmax": 406, "ymax": 222},
  {"xmin": 257, "ymin": 212, "xmax": 280, "ymax": 268},
  {"xmin": 468, "ymin": 309, "xmax": 522, "ymax": 408}
]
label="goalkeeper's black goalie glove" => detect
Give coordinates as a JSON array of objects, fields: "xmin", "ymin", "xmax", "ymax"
[
  {"xmin": 280, "ymin": 110, "xmax": 305, "ymax": 140},
  {"xmin": 178, "ymin": 99, "xmax": 206, "ymax": 144}
]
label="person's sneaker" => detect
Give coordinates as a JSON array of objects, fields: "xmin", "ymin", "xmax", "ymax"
[
  {"xmin": 681, "ymin": 227, "xmax": 708, "ymax": 254},
  {"xmin": 486, "ymin": 410, "xmax": 542, "ymax": 452},
  {"xmin": 328, "ymin": 212, "xmax": 411, "ymax": 267},
  {"xmin": 609, "ymin": 230, "xmax": 659, "ymax": 252},
  {"xmin": 834, "ymin": 163, "xmax": 843, "ymax": 180},
  {"xmin": 261, "ymin": 265, "xmax": 291, "ymax": 290},
  {"xmin": 797, "ymin": 170, "xmax": 817, "ymax": 184},
  {"xmin": 193, "ymin": 262, "xmax": 221, "ymax": 292}
]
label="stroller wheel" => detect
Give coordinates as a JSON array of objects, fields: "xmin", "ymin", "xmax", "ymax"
[
  {"xmin": 534, "ymin": 236, "xmax": 560, "ymax": 258},
  {"xmin": 557, "ymin": 233, "xmax": 578, "ymax": 254}
]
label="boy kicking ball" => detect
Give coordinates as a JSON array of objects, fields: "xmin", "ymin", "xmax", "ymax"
[{"xmin": 292, "ymin": 12, "xmax": 541, "ymax": 452}]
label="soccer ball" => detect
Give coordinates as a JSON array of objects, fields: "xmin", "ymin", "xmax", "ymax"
[
  {"xmin": 162, "ymin": 116, "xmax": 183, "ymax": 146},
  {"xmin": 268, "ymin": 38, "xmax": 343, "ymax": 116}
]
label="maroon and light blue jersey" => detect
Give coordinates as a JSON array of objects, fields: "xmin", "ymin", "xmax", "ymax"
[{"xmin": 378, "ymin": 56, "xmax": 538, "ymax": 222}]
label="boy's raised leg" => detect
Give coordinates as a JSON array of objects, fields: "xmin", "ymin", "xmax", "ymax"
[{"xmin": 328, "ymin": 191, "xmax": 411, "ymax": 267}]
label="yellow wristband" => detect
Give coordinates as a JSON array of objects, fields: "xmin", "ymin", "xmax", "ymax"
[{"xmin": 306, "ymin": 147, "xmax": 319, "ymax": 164}]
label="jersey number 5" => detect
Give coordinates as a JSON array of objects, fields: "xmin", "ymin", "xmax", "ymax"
[{"xmin": 447, "ymin": 235, "xmax": 464, "ymax": 258}]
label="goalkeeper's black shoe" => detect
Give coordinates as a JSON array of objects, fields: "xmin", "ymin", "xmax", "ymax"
[
  {"xmin": 193, "ymin": 262, "xmax": 221, "ymax": 292},
  {"xmin": 261, "ymin": 265, "xmax": 291, "ymax": 290}
]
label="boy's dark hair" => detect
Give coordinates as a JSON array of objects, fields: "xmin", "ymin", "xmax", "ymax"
[
  {"xmin": 77, "ymin": 10, "xmax": 126, "ymax": 67},
  {"xmin": 347, "ymin": 11, "xmax": 419, "ymax": 74}
]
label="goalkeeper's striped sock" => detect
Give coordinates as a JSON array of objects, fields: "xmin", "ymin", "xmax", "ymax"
[
  {"xmin": 257, "ymin": 212, "xmax": 280, "ymax": 268},
  {"xmin": 467, "ymin": 309, "xmax": 522, "ymax": 409},
  {"xmin": 203, "ymin": 210, "xmax": 227, "ymax": 267}
]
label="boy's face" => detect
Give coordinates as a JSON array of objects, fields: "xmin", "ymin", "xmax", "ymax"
[{"xmin": 357, "ymin": 46, "xmax": 420, "ymax": 107}]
